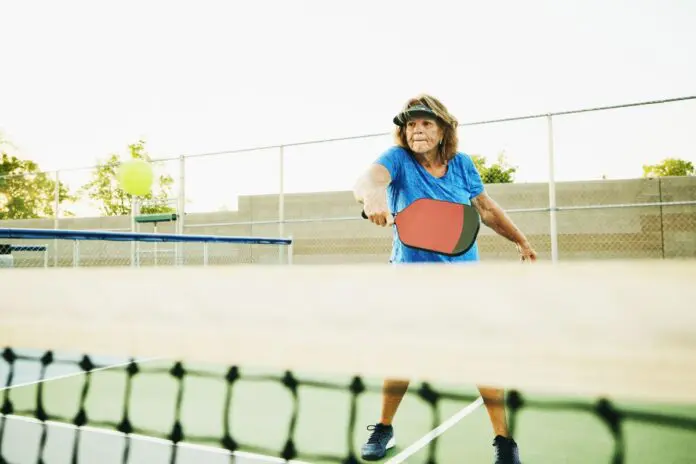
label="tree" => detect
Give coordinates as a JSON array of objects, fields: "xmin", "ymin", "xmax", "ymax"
[
  {"xmin": 642, "ymin": 158, "xmax": 695, "ymax": 178},
  {"xmin": 80, "ymin": 140, "xmax": 175, "ymax": 216},
  {"xmin": 0, "ymin": 143, "xmax": 75, "ymax": 220},
  {"xmin": 471, "ymin": 151, "xmax": 517, "ymax": 184}
]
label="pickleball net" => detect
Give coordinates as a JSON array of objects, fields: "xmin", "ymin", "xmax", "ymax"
[{"xmin": 2, "ymin": 262, "xmax": 696, "ymax": 463}]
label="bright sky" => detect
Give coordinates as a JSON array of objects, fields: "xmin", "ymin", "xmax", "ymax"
[{"xmin": 1, "ymin": 0, "xmax": 695, "ymax": 215}]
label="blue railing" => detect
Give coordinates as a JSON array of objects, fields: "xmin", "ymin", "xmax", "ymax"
[
  {"xmin": 0, "ymin": 228, "xmax": 293, "ymax": 268},
  {"xmin": 0, "ymin": 228, "xmax": 292, "ymax": 246}
]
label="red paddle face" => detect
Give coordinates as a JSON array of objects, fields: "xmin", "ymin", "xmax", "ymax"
[{"xmin": 393, "ymin": 198, "xmax": 480, "ymax": 256}]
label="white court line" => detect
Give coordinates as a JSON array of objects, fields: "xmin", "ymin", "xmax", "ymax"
[
  {"xmin": 386, "ymin": 396, "xmax": 484, "ymax": 464},
  {"xmin": 0, "ymin": 414, "xmax": 312, "ymax": 464},
  {"xmin": 0, "ymin": 357, "xmax": 162, "ymax": 391},
  {"xmin": 0, "ymin": 356, "xmax": 163, "ymax": 391}
]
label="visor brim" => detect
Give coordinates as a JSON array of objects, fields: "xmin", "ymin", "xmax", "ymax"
[{"xmin": 393, "ymin": 105, "xmax": 439, "ymax": 126}]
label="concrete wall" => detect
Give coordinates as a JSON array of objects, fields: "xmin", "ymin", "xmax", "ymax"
[{"xmin": 2, "ymin": 177, "xmax": 695, "ymax": 267}]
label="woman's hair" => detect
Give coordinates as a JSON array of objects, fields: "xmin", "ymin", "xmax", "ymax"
[{"xmin": 393, "ymin": 94, "xmax": 459, "ymax": 163}]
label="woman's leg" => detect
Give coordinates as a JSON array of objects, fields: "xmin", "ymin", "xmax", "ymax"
[
  {"xmin": 380, "ymin": 379, "xmax": 410, "ymax": 425},
  {"xmin": 478, "ymin": 386, "xmax": 509, "ymax": 436},
  {"xmin": 478, "ymin": 386, "xmax": 521, "ymax": 463},
  {"xmin": 361, "ymin": 379, "xmax": 410, "ymax": 461}
]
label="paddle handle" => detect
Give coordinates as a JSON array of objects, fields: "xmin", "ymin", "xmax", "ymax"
[{"xmin": 361, "ymin": 210, "xmax": 396, "ymax": 221}]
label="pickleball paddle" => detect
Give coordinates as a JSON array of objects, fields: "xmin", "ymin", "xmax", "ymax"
[{"xmin": 361, "ymin": 198, "xmax": 481, "ymax": 256}]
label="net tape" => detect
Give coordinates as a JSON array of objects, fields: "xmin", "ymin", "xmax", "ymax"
[{"xmin": 2, "ymin": 349, "xmax": 696, "ymax": 464}]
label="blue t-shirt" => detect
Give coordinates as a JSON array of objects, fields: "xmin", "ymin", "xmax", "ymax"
[{"xmin": 374, "ymin": 146, "xmax": 485, "ymax": 263}]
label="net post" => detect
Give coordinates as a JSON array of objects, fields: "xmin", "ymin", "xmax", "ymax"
[
  {"xmin": 43, "ymin": 244, "xmax": 48, "ymax": 268},
  {"xmin": 547, "ymin": 114, "xmax": 559, "ymax": 262},
  {"xmin": 203, "ymin": 242, "xmax": 209, "ymax": 266}
]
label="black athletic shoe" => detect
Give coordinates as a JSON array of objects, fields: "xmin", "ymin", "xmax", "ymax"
[
  {"xmin": 493, "ymin": 435, "xmax": 521, "ymax": 464},
  {"xmin": 360, "ymin": 423, "xmax": 395, "ymax": 461}
]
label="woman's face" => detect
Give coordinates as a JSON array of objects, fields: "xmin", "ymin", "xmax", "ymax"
[{"xmin": 405, "ymin": 117, "xmax": 443, "ymax": 155}]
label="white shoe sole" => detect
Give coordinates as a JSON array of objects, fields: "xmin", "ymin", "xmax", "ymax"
[{"xmin": 361, "ymin": 434, "xmax": 396, "ymax": 461}]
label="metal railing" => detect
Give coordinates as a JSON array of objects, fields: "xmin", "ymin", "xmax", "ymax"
[{"xmin": 0, "ymin": 229, "xmax": 293, "ymax": 268}]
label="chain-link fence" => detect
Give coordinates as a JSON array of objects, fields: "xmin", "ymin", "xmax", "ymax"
[
  {"xmin": 263, "ymin": 201, "xmax": 696, "ymax": 263},
  {"xmin": 3, "ymin": 181, "xmax": 693, "ymax": 265},
  {"xmin": 1, "ymin": 95, "xmax": 695, "ymax": 264},
  {"xmin": 555, "ymin": 202, "xmax": 696, "ymax": 260}
]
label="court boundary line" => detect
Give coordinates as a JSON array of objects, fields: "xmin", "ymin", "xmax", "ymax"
[
  {"xmin": 0, "ymin": 356, "xmax": 163, "ymax": 392},
  {"xmin": 0, "ymin": 413, "xmax": 312, "ymax": 464},
  {"xmin": 385, "ymin": 396, "xmax": 484, "ymax": 464}
]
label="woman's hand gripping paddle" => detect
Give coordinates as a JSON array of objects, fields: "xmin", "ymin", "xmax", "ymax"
[{"xmin": 362, "ymin": 198, "xmax": 481, "ymax": 256}]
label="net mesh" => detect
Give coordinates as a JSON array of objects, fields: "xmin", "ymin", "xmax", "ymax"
[{"xmin": 3, "ymin": 349, "xmax": 696, "ymax": 464}]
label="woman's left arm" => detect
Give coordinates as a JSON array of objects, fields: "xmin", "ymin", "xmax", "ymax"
[{"xmin": 471, "ymin": 193, "xmax": 537, "ymax": 261}]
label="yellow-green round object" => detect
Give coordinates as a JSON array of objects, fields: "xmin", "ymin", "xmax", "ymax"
[{"xmin": 117, "ymin": 159, "xmax": 154, "ymax": 196}]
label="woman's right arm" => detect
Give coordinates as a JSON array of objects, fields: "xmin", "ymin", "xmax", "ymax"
[
  {"xmin": 353, "ymin": 163, "xmax": 393, "ymax": 226},
  {"xmin": 353, "ymin": 163, "xmax": 391, "ymax": 203}
]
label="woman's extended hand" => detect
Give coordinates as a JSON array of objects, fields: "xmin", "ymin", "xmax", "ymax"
[
  {"xmin": 517, "ymin": 241, "xmax": 538, "ymax": 262},
  {"xmin": 362, "ymin": 188, "xmax": 394, "ymax": 227}
]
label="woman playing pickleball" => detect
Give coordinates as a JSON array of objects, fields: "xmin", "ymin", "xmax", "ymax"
[{"xmin": 353, "ymin": 94, "xmax": 536, "ymax": 464}]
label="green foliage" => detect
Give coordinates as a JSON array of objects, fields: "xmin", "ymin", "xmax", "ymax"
[
  {"xmin": 80, "ymin": 140, "xmax": 174, "ymax": 216},
  {"xmin": 642, "ymin": 158, "xmax": 695, "ymax": 178},
  {"xmin": 0, "ymin": 148, "xmax": 75, "ymax": 220},
  {"xmin": 471, "ymin": 151, "xmax": 517, "ymax": 184}
]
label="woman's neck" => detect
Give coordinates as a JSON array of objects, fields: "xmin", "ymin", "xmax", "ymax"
[{"xmin": 416, "ymin": 149, "xmax": 442, "ymax": 168}]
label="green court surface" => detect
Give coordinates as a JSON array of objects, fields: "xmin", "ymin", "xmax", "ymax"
[{"xmin": 2, "ymin": 357, "xmax": 696, "ymax": 463}]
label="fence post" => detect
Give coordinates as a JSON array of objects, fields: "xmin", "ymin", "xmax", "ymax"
[
  {"xmin": 658, "ymin": 177, "xmax": 665, "ymax": 259},
  {"xmin": 547, "ymin": 115, "xmax": 559, "ymax": 262},
  {"xmin": 278, "ymin": 145, "xmax": 285, "ymax": 264},
  {"xmin": 177, "ymin": 155, "xmax": 186, "ymax": 266},
  {"xmin": 287, "ymin": 236, "xmax": 293, "ymax": 265},
  {"xmin": 53, "ymin": 170, "xmax": 60, "ymax": 268},
  {"xmin": 72, "ymin": 240, "xmax": 80, "ymax": 267},
  {"xmin": 131, "ymin": 198, "xmax": 140, "ymax": 267}
]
